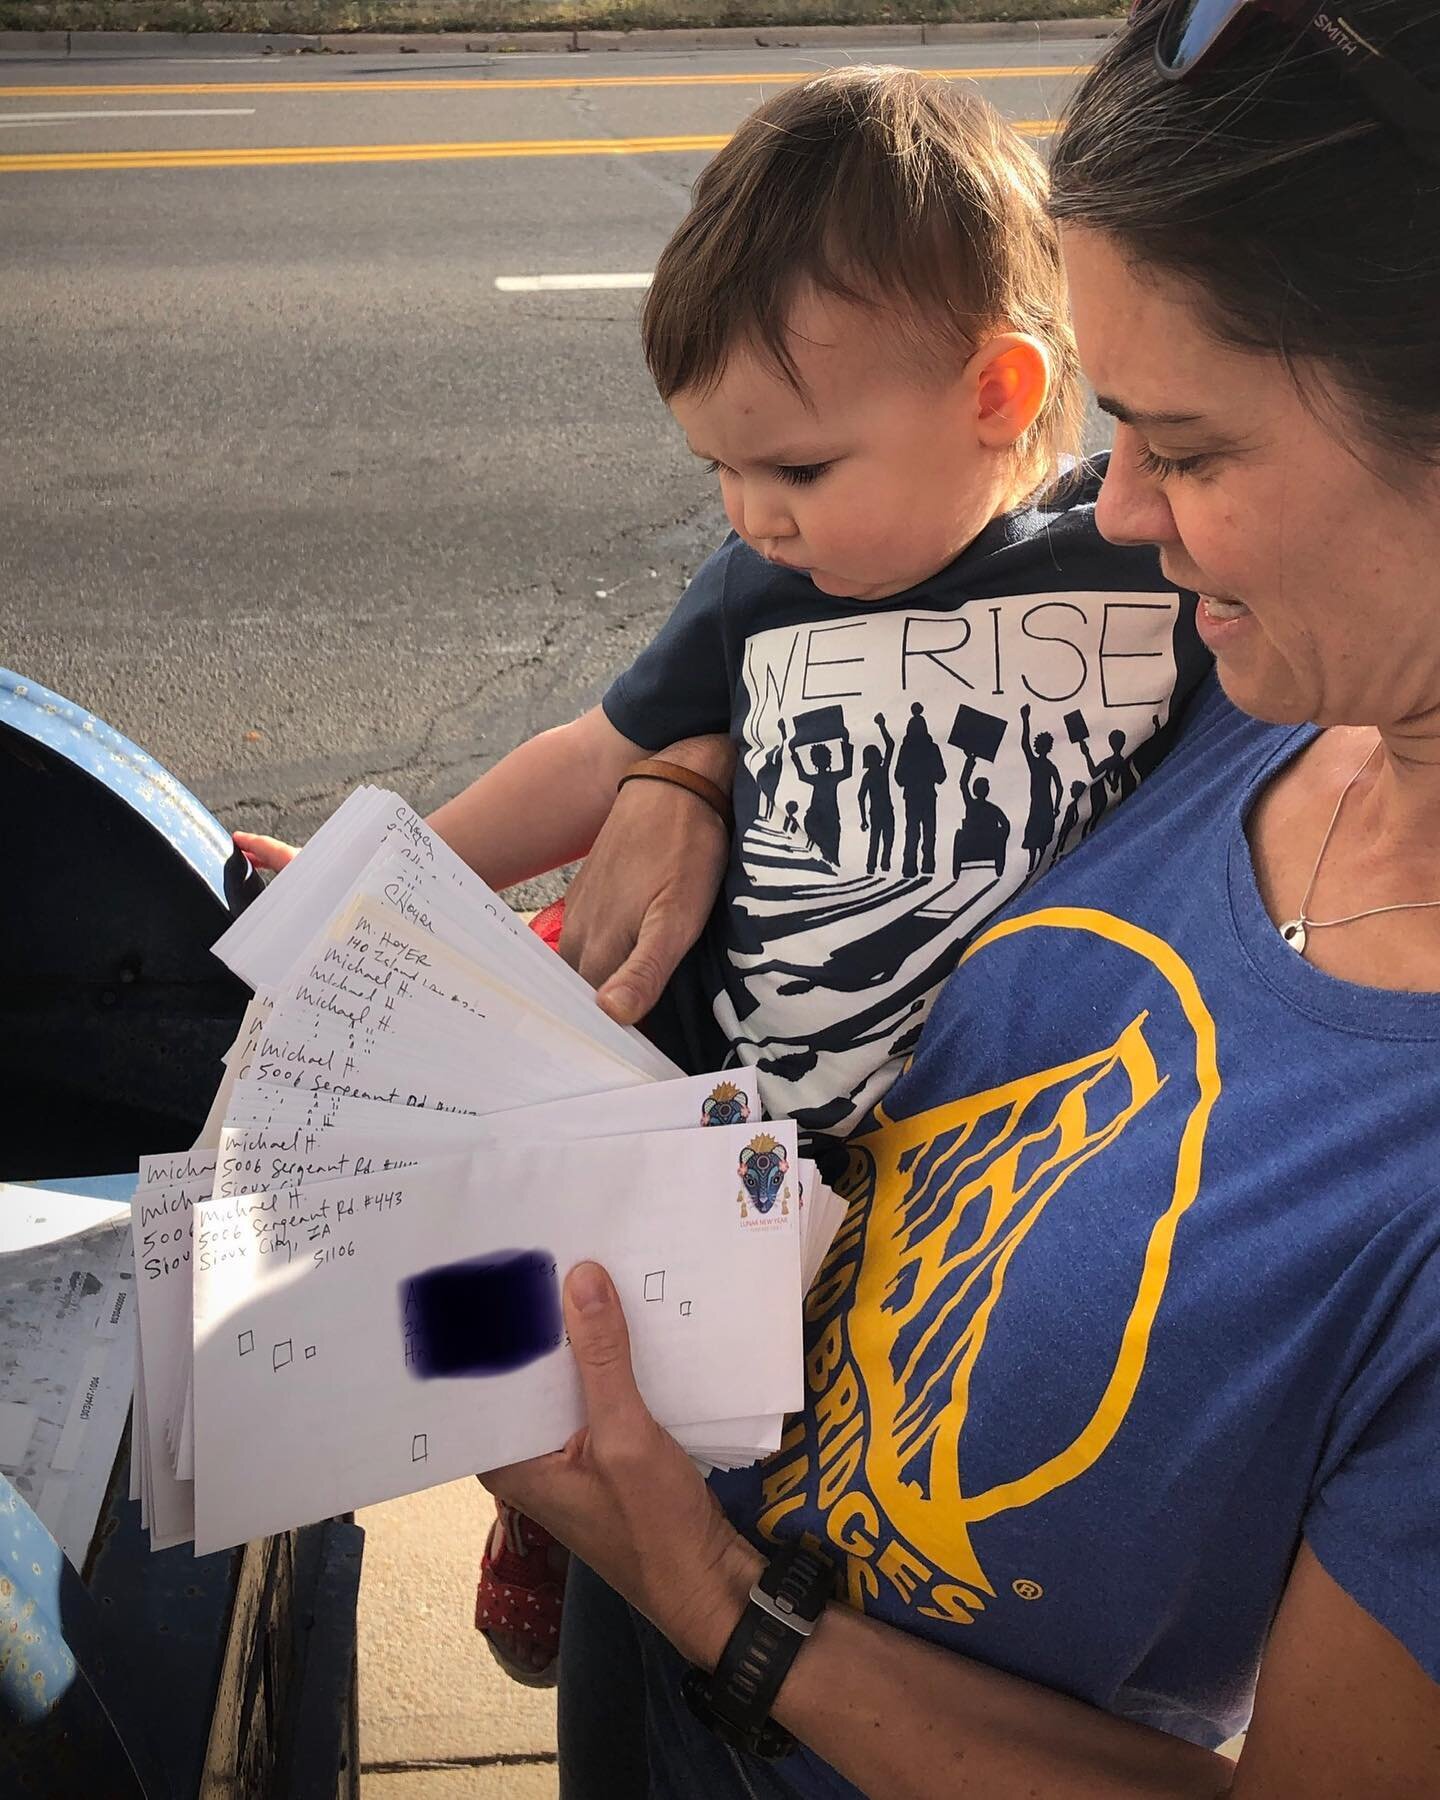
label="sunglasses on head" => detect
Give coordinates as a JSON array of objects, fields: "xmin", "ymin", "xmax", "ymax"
[{"xmin": 1142, "ymin": 0, "xmax": 1440, "ymax": 164}]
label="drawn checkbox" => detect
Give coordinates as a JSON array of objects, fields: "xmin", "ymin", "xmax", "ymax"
[
  {"xmin": 304, "ymin": 1345, "xmax": 317, "ymax": 1360},
  {"xmin": 680, "ymin": 1301, "xmax": 692, "ymax": 1318},
  {"xmin": 273, "ymin": 1340, "xmax": 293, "ymax": 1371},
  {"xmin": 238, "ymin": 1330, "xmax": 254, "ymax": 1357},
  {"xmin": 644, "ymin": 1271, "xmax": 665, "ymax": 1303},
  {"xmin": 412, "ymin": 1433, "xmax": 428, "ymax": 1462}
]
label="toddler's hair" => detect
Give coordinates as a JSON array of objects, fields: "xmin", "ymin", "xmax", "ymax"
[{"xmin": 641, "ymin": 66, "xmax": 1083, "ymax": 489}]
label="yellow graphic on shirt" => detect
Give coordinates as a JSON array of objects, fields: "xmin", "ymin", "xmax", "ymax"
[{"xmin": 755, "ymin": 907, "xmax": 1220, "ymax": 1624}]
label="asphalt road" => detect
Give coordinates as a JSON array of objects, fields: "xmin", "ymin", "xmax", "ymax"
[{"xmin": 2, "ymin": 37, "xmax": 1107, "ymax": 898}]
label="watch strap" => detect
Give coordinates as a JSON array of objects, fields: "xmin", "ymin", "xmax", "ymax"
[
  {"xmin": 681, "ymin": 1543, "xmax": 833, "ymax": 1760},
  {"xmin": 754, "ymin": 1541, "xmax": 829, "ymax": 1630}
]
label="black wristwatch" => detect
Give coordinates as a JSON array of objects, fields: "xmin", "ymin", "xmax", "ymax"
[{"xmin": 680, "ymin": 1541, "xmax": 834, "ymax": 1760}]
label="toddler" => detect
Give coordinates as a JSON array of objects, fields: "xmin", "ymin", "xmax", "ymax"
[{"xmin": 240, "ymin": 67, "xmax": 1208, "ymax": 1681}]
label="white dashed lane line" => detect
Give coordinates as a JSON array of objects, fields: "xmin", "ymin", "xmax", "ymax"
[
  {"xmin": 0, "ymin": 107, "xmax": 258, "ymax": 127},
  {"xmin": 495, "ymin": 272, "xmax": 653, "ymax": 292}
]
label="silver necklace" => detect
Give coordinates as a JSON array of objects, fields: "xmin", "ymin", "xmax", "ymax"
[{"xmin": 1280, "ymin": 738, "xmax": 1440, "ymax": 956}]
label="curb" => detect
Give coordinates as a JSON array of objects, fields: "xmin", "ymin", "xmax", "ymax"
[
  {"xmin": 579, "ymin": 21, "xmax": 923, "ymax": 49},
  {"xmin": 0, "ymin": 17, "xmax": 1122, "ymax": 56}
]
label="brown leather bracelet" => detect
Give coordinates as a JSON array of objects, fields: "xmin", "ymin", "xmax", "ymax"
[{"xmin": 618, "ymin": 758, "xmax": 733, "ymax": 829}]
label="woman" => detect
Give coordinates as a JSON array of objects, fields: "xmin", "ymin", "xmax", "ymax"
[{"xmin": 489, "ymin": 5, "xmax": 1440, "ymax": 1792}]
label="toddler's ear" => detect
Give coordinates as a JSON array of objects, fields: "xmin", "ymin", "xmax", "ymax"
[{"xmin": 971, "ymin": 334, "xmax": 1051, "ymax": 450}]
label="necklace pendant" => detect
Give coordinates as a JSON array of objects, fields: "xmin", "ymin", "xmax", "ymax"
[{"xmin": 1280, "ymin": 918, "xmax": 1308, "ymax": 955}]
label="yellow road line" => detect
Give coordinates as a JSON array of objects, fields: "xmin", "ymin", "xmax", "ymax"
[
  {"xmin": 0, "ymin": 64, "xmax": 1086, "ymax": 100},
  {"xmin": 0, "ymin": 132, "xmax": 727, "ymax": 171},
  {"xmin": 0, "ymin": 121, "xmax": 1055, "ymax": 174}
]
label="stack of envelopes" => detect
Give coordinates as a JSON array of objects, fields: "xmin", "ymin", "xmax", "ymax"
[{"xmin": 129, "ymin": 790, "xmax": 846, "ymax": 1555}]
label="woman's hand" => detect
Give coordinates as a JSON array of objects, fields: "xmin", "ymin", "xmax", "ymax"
[
  {"xmin": 233, "ymin": 830, "xmax": 298, "ymax": 874},
  {"xmin": 559, "ymin": 734, "xmax": 736, "ymax": 1026},
  {"xmin": 482, "ymin": 1262, "xmax": 759, "ymax": 1668},
  {"xmin": 483, "ymin": 1277, "xmax": 1238, "ymax": 1800}
]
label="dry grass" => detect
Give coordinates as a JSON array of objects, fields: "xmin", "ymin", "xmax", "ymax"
[{"xmin": 1, "ymin": 0, "xmax": 1124, "ymax": 38}]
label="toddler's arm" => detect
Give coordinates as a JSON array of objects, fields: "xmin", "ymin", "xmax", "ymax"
[
  {"xmin": 236, "ymin": 706, "xmax": 645, "ymax": 890},
  {"xmin": 427, "ymin": 705, "xmax": 645, "ymax": 890}
]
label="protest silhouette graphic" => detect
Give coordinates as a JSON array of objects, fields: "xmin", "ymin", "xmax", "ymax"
[
  {"xmin": 895, "ymin": 703, "xmax": 947, "ymax": 878},
  {"xmin": 757, "ymin": 720, "xmax": 788, "ymax": 821},
  {"xmin": 952, "ymin": 753, "xmax": 1010, "ymax": 879},
  {"xmin": 858, "ymin": 712, "xmax": 897, "ymax": 875},
  {"xmin": 713, "ymin": 595, "xmax": 1185, "ymax": 1135},
  {"xmin": 1056, "ymin": 778, "xmax": 1090, "ymax": 858},
  {"xmin": 789, "ymin": 723, "xmax": 854, "ymax": 865},
  {"xmin": 1020, "ymin": 704, "xmax": 1063, "ymax": 876}
]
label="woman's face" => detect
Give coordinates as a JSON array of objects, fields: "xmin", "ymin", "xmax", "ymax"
[{"xmin": 1061, "ymin": 227, "xmax": 1440, "ymax": 734}]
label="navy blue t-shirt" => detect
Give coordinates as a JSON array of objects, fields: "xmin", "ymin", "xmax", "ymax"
[{"xmin": 604, "ymin": 463, "xmax": 1207, "ymax": 1141}]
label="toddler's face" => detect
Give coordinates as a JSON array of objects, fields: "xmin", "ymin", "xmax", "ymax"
[{"xmin": 670, "ymin": 289, "xmax": 1016, "ymax": 601}]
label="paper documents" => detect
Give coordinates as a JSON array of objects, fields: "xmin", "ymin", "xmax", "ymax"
[
  {"xmin": 130, "ymin": 788, "xmax": 846, "ymax": 1553},
  {"xmin": 0, "ymin": 1185, "xmax": 136, "ymax": 1570}
]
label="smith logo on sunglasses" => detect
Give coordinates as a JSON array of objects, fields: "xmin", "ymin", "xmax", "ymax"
[
  {"xmin": 1149, "ymin": 0, "xmax": 1440, "ymax": 165},
  {"xmin": 1313, "ymin": 13, "xmax": 1368, "ymax": 56}
]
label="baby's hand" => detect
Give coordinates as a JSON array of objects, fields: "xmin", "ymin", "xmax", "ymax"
[{"xmin": 233, "ymin": 831, "xmax": 299, "ymax": 874}]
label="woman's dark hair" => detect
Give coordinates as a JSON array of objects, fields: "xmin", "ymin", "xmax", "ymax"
[{"xmin": 1048, "ymin": 3, "xmax": 1440, "ymax": 462}]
